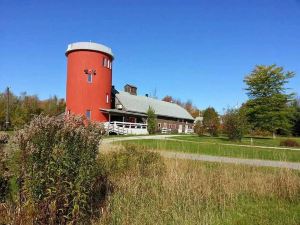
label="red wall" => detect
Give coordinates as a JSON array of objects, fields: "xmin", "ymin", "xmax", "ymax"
[{"xmin": 66, "ymin": 50, "xmax": 112, "ymax": 122}]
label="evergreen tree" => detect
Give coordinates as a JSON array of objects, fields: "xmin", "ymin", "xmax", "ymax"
[{"xmin": 147, "ymin": 107, "xmax": 157, "ymax": 134}]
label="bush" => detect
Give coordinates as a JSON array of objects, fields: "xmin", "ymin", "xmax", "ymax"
[
  {"xmin": 0, "ymin": 176, "xmax": 9, "ymax": 202},
  {"xmin": 222, "ymin": 108, "xmax": 248, "ymax": 141},
  {"xmin": 14, "ymin": 115, "xmax": 109, "ymax": 224},
  {"xmin": 0, "ymin": 132, "xmax": 9, "ymax": 144},
  {"xmin": 249, "ymin": 129, "xmax": 272, "ymax": 137},
  {"xmin": 279, "ymin": 139, "xmax": 300, "ymax": 147},
  {"xmin": 193, "ymin": 120, "xmax": 204, "ymax": 136}
]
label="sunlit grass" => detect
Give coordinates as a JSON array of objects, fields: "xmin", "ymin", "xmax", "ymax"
[
  {"xmin": 115, "ymin": 139, "xmax": 300, "ymax": 162},
  {"xmin": 171, "ymin": 135, "xmax": 300, "ymax": 148},
  {"xmin": 96, "ymin": 156, "xmax": 300, "ymax": 225}
]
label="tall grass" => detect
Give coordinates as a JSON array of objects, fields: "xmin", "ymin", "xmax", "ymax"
[{"xmin": 96, "ymin": 155, "xmax": 300, "ymax": 225}]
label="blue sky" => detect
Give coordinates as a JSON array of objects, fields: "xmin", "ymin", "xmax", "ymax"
[{"xmin": 0, "ymin": 0, "xmax": 299, "ymax": 113}]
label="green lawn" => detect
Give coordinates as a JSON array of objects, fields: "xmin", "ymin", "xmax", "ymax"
[
  {"xmin": 170, "ymin": 135, "xmax": 300, "ymax": 148},
  {"xmin": 115, "ymin": 139, "xmax": 300, "ymax": 162}
]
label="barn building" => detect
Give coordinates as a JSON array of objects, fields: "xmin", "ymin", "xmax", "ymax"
[{"xmin": 65, "ymin": 42, "xmax": 194, "ymax": 134}]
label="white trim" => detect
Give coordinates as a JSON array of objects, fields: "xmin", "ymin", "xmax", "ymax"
[{"xmin": 66, "ymin": 42, "xmax": 114, "ymax": 59}]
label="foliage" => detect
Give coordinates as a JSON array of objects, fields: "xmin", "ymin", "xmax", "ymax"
[
  {"xmin": 222, "ymin": 108, "xmax": 248, "ymax": 141},
  {"xmin": 193, "ymin": 120, "xmax": 205, "ymax": 136},
  {"xmin": 0, "ymin": 132, "xmax": 9, "ymax": 144},
  {"xmin": 0, "ymin": 142, "xmax": 9, "ymax": 203},
  {"xmin": 0, "ymin": 90, "xmax": 65, "ymax": 130},
  {"xmin": 280, "ymin": 139, "xmax": 300, "ymax": 147},
  {"xmin": 0, "ymin": 176, "xmax": 9, "ymax": 203},
  {"xmin": 14, "ymin": 115, "xmax": 108, "ymax": 224},
  {"xmin": 202, "ymin": 107, "xmax": 220, "ymax": 136},
  {"xmin": 243, "ymin": 65, "xmax": 295, "ymax": 136},
  {"xmin": 291, "ymin": 98, "xmax": 300, "ymax": 136},
  {"xmin": 249, "ymin": 129, "xmax": 272, "ymax": 137},
  {"xmin": 147, "ymin": 107, "xmax": 157, "ymax": 134},
  {"xmin": 162, "ymin": 95, "xmax": 201, "ymax": 118}
]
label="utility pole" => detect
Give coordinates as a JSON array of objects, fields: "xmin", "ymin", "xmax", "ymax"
[{"xmin": 5, "ymin": 87, "xmax": 10, "ymax": 130}]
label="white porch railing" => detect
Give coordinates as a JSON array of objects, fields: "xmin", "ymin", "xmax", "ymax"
[{"xmin": 104, "ymin": 121, "xmax": 148, "ymax": 135}]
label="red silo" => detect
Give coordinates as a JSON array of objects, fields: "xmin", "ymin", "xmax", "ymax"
[{"xmin": 65, "ymin": 42, "xmax": 114, "ymax": 122}]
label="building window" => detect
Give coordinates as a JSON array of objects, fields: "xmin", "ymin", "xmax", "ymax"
[
  {"xmin": 106, "ymin": 93, "xmax": 109, "ymax": 103},
  {"xmin": 102, "ymin": 57, "xmax": 106, "ymax": 67},
  {"xmin": 87, "ymin": 74, "xmax": 92, "ymax": 83},
  {"xmin": 103, "ymin": 58, "xmax": 108, "ymax": 68},
  {"xmin": 158, "ymin": 123, "xmax": 161, "ymax": 128},
  {"xmin": 86, "ymin": 110, "xmax": 91, "ymax": 120}
]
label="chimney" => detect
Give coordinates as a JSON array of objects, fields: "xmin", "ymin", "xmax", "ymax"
[{"xmin": 124, "ymin": 84, "xmax": 137, "ymax": 95}]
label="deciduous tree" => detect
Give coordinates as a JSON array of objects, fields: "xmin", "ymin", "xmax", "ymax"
[
  {"xmin": 203, "ymin": 107, "xmax": 220, "ymax": 136},
  {"xmin": 244, "ymin": 65, "xmax": 295, "ymax": 138},
  {"xmin": 222, "ymin": 108, "xmax": 248, "ymax": 141}
]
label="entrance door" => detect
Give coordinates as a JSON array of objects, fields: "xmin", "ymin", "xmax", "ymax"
[{"xmin": 178, "ymin": 124, "xmax": 182, "ymax": 133}]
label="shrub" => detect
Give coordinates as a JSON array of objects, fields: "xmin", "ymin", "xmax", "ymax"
[
  {"xmin": 249, "ymin": 129, "xmax": 272, "ymax": 137},
  {"xmin": 193, "ymin": 120, "xmax": 205, "ymax": 136},
  {"xmin": 222, "ymin": 108, "xmax": 248, "ymax": 141},
  {"xmin": 0, "ymin": 132, "xmax": 9, "ymax": 144},
  {"xmin": 0, "ymin": 176, "xmax": 9, "ymax": 202},
  {"xmin": 0, "ymin": 140, "xmax": 9, "ymax": 203},
  {"xmin": 279, "ymin": 139, "xmax": 300, "ymax": 147},
  {"xmin": 14, "ymin": 115, "xmax": 108, "ymax": 224}
]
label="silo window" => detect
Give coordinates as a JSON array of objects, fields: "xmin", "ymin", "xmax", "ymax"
[
  {"xmin": 106, "ymin": 93, "xmax": 109, "ymax": 103},
  {"xmin": 87, "ymin": 74, "xmax": 92, "ymax": 83},
  {"xmin": 86, "ymin": 110, "xmax": 91, "ymax": 120},
  {"xmin": 103, "ymin": 58, "xmax": 107, "ymax": 67}
]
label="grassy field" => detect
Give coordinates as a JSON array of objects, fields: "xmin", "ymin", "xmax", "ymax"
[
  {"xmin": 114, "ymin": 139, "xmax": 300, "ymax": 162},
  {"xmin": 170, "ymin": 135, "xmax": 300, "ymax": 148},
  {"xmin": 96, "ymin": 155, "xmax": 300, "ymax": 225}
]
